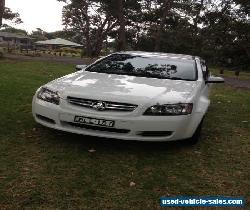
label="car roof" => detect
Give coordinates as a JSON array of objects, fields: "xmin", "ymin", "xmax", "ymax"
[{"xmin": 116, "ymin": 51, "xmax": 197, "ymax": 61}]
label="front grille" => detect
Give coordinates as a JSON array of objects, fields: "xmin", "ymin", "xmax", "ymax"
[
  {"xmin": 65, "ymin": 122, "xmax": 130, "ymax": 134},
  {"xmin": 67, "ymin": 96, "xmax": 138, "ymax": 112}
]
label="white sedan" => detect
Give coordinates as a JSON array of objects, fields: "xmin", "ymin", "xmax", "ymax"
[{"xmin": 32, "ymin": 52, "xmax": 224, "ymax": 144}]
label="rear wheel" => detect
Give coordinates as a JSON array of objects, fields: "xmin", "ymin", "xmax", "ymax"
[{"xmin": 186, "ymin": 118, "xmax": 204, "ymax": 145}]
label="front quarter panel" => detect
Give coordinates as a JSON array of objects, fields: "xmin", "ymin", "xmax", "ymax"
[{"xmin": 182, "ymin": 60, "xmax": 211, "ymax": 138}]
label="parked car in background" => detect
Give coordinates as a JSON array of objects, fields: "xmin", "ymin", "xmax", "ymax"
[{"xmin": 32, "ymin": 51, "xmax": 224, "ymax": 144}]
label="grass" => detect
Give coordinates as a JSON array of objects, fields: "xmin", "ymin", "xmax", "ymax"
[{"xmin": 0, "ymin": 60, "xmax": 249, "ymax": 210}]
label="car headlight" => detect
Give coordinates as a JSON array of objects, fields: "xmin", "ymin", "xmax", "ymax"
[
  {"xmin": 37, "ymin": 87, "xmax": 60, "ymax": 105},
  {"xmin": 144, "ymin": 103, "xmax": 193, "ymax": 116}
]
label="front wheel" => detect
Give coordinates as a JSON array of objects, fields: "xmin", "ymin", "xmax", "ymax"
[{"xmin": 186, "ymin": 118, "xmax": 204, "ymax": 145}]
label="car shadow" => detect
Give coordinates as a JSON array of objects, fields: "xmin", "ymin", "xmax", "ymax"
[{"xmin": 40, "ymin": 126, "xmax": 194, "ymax": 154}]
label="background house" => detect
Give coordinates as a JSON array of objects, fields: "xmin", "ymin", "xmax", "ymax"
[
  {"xmin": 35, "ymin": 38, "xmax": 82, "ymax": 50},
  {"xmin": 0, "ymin": 31, "xmax": 32, "ymax": 51}
]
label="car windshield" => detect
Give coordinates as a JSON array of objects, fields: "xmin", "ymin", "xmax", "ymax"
[{"xmin": 86, "ymin": 54, "xmax": 197, "ymax": 81}]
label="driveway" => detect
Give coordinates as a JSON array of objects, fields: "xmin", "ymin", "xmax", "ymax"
[
  {"xmin": 224, "ymin": 77, "xmax": 250, "ymax": 89},
  {"xmin": 5, "ymin": 53, "xmax": 96, "ymax": 65}
]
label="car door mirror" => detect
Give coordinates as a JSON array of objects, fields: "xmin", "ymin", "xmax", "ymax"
[
  {"xmin": 75, "ymin": 65, "xmax": 87, "ymax": 71},
  {"xmin": 206, "ymin": 76, "xmax": 224, "ymax": 84}
]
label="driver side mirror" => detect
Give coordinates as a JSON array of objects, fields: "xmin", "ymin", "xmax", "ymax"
[
  {"xmin": 206, "ymin": 76, "xmax": 224, "ymax": 84},
  {"xmin": 75, "ymin": 64, "xmax": 87, "ymax": 71}
]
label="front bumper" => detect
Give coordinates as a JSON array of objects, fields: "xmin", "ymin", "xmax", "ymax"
[{"xmin": 32, "ymin": 98, "xmax": 203, "ymax": 142}]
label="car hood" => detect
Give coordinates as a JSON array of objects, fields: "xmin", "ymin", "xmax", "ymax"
[{"xmin": 46, "ymin": 71, "xmax": 200, "ymax": 105}]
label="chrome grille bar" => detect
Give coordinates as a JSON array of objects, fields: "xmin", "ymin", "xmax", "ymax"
[{"xmin": 67, "ymin": 97, "xmax": 137, "ymax": 112}]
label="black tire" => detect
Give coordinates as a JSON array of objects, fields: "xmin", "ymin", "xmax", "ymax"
[{"xmin": 186, "ymin": 118, "xmax": 204, "ymax": 145}]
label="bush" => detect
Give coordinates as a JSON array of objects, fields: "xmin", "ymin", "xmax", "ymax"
[
  {"xmin": 23, "ymin": 53, "xmax": 41, "ymax": 57},
  {"xmin": 60, "ymin": 47, "xmax": 81, "ymax": 54},
  {"xmin": 80, "ymin": 49, "xmax": 86, "ymax": 58}
]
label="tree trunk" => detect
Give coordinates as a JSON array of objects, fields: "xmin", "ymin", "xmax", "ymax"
[
  {"xmin": 117, "ymin": 0, "xmax": 126, "ymax": 51},
  {"xmin": 85, "ymin": 33, "xmax": 92, "ymax": 57},
  {"xmin": 0, "ymin": 0, "xmax": 5, "ymax": 27},
  {"xmin": 92, "ymin": 42, "xmax": 103, "ymax": 57},
  {"xmin": 83, "ymin": 6, "xmax": 92, "ymax": 57},
  {"xmin": 154, "ymin": 0, "xmax": 171, "ymax": 52},
  {"xmin": 192, "ymin": 0, "xmax": 204, "ymax": 53}
]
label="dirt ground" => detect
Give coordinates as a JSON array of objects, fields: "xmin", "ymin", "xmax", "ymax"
[{"xmin": 223, "ymin": 77, "xmax": 250, "ymax": 89}]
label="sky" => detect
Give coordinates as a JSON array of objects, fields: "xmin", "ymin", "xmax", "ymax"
[{"xmin": 4, "ymin": 0, "xmax": 65, "ymax": 33}]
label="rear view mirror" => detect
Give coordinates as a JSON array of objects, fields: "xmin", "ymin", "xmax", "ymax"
[
  {"xmin": 206, "ymin": 76, "xmax": 224, "ymax": 84},
  {"xmin": 75, "ymin": 65, "xmax": 87, "ymax": 71}
]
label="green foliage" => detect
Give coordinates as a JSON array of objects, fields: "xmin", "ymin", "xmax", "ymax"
[
  {"xmin": 2, "ymin": 7, "xmax": 22, "ymax": 24},
  {"xmin": 1, "ymin": 6, "xmax": 22, "ymax": 27},
  {"xmin": 61, "ymin": 0, "xmax": 119, "ymax": 57},
  {"xmin": 0, "ymin": 26, "xmax": 28, "ymax": 35},
  {"xmin": 30, "ymin": 28, "xmax": 48, "ymax": 42},
  {"xmin": 47, "ymin": 30, "xmax": 77, "ymax": 41},
  {"xmin": 59, "ymin": 47, "xmax": 80, "ymax": 54}
]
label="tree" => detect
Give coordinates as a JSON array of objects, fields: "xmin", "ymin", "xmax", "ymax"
[
  {"xmin": 59, "ymin": 0, "xmax": 118, "ymax": 57},
  {"xmin": 154, "ymin": 0, "xmax": 173, "ymax": 51},
  {"xmin": 198, "ymin": 0, "xmax": 249, "ymax": 67},
  {"xmin": 0, "ymin": 26, "xmax": 28, "ymax": 35},
  {"xmin": 47, "ymin": 30, "xmax": 77, "ymax": 41},
  {"xmin": 0, "ymin": 0, "xmax": 22, "ymax": 28},
  {"xmin": 0, "ymin": 0, "xmax": 4, "ymax": 27},
  {"xmin": 132, "ymin": 0, "xmax": 249, "ymax": 68},
  {"xmin": 30, "ymin": 28, "xmax": 49, "ymax": 41},
  {"xmin": 233, "ymin": 0, "xmax": 249, "ymax": 14},
  {"xmin": 56, "ymin": 0, "xmax": 249, "ymax": 68},
  {"xmin": 116, "ymin": 0, "xmax": 126, "ymax": 51}
]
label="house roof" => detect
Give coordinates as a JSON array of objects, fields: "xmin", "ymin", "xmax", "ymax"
[
  {"xmin": 0, "ymin": 31, "xmax": 31, "ymax": 39},
  {"xmin": 35, "ymin": 38, "xmax": 83, "ymax": 47}
]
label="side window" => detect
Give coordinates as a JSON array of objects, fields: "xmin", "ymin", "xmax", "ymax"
[{"xmin": 201, "ymin": 60, "xmax": 209, "ymax": 80}]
